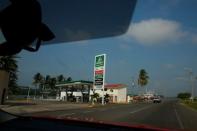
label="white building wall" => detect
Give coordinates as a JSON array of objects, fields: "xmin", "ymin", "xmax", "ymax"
[
  {"xmin": 60, "ymin": 91, "xmax": 83, "ymax": 98},
  {"xmin": 60, "ymin": 91, "xmax": 66, "ymax": 100},
  {"xmin": 90, "ymin": 88, "xmax": 126, "ymax": 103},
  {"xmin": 107, "ymin": 89, "xmax": 118, "ymax": 95},
  {"xmin": 73, "ymin": 92, "xmax": 82, "ymax": 97},
  {"xmin": 117, "ymin": 88, "xmax": 127, "ymax": 103},
  {"xmin": 94, "ymin": 89, "xmax": 104, "ymax": 97},
  {"xmin": 91, "ymin": 89, "xmax": 118, "ymax": 96}
]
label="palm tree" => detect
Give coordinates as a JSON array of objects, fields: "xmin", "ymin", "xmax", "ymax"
[
  {"xmin": 48, "ymin": 77, "xmax": 57, "ymax": 98},
  {"xmin": 44, "ymin": 75, "xmax": 51, "ymax": 89},
  {"xmin": 33, "ymin": 73, "xmax": 44, "ymax": 99},
  {"xmin": 56, "ymin": 74, "xmax": 65, "ymax": 98},
  {"xmin": 39, "ymin": 75, "xmax": 50, "ymax": 99},
  {"xmin": 49, "ymin": 77, "xmax": 57, "ymax": 90},
  {"xmin": 57, "ymin": 74, "xmax": 65, "ymax": 84},
  {"xmin": 33, "ymin": 73, "xmax": 43, "ymax": 86},
  {"xmin": 138, "ymin": 69, "xmax": 149, "ymax": 93},
  {"xmin": 0, "ymin": 56, "xmax": 19, "ymax": 95},
  {"xmin": 0, "ymin": 56, "xmax": 18, "ymax": 73},
  {"xmin": 91, "ymin": 93, "xmax": 99, "ymax": 104},
  {"xmin": 104, "ymin": 93, "xmax": 110, "ymax": 104},
  {"xmin": 67, "ymin": 77, "xmax": 72, "ymax": 82}
]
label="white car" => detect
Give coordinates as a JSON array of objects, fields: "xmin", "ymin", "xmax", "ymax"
[{"xmin": 153, "ymin": 97, "xmax": 162, "ymax": 103}]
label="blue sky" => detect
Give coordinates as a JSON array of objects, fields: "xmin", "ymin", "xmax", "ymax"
[{"xmin": 7, "ymin": 0, "xmax": 197, "ymax": 97}]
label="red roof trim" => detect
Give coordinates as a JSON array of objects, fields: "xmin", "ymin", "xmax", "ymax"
[{"xmin": 104, "ymin": 84, "xmax": 127, "ymax": 89}]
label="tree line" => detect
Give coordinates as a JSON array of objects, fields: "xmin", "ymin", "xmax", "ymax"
[
  {"xmin": 177, "ymin": 92, "xmax": 191, "ymax": 100},
  {"xmin": 32, "ymin": 73, "xmax": 72, "ymax": 92},
  {"xmin": 0, "ymin": 56, "xmax": 150, "ymax": 97},
  {"xmin": 0, "ymin": 56, "xmax": 73, "ymax": 96}
]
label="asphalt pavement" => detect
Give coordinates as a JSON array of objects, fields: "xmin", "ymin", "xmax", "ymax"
[{"xmin": 26, "ymin": 99, "xmax": 197, "ymax": 130}]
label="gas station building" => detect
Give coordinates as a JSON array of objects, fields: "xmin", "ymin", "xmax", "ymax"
[{"xmin": 55, "ymin": 80, "xmax": 127, "ymax": 103}]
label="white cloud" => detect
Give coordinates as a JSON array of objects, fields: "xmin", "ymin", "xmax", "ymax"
[
  {"xmin": 124, "ymin": 18, "xmax": 186, "ymax": 45},
  {"xmin": 176, "ymin": 77, "xmax": 187, "ymax": 81},
  {"xmin": 119, "ymin": 43, "xmax": 131, "ymax": 50},
  {"xmin": 163, "ymin": 64, "xmax": 175, "ymax": 69},
  {"xmin": 192, "ymin": 34, "xmax": 197, "ymax": 44}
]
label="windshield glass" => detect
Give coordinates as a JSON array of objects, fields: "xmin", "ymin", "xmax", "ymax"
[{"xmin": 1, "ymin": 0, "xmax": 197, "ymax": 130}]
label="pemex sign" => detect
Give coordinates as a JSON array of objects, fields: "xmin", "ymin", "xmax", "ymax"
[{"xmin": 94, "ymin": 54, "xmax": 106, "ymax": 89}]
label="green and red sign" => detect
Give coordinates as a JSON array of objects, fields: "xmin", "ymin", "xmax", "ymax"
[{"xmin": 94, "ymin": 54, "xmax": 106, "ymax": 88}]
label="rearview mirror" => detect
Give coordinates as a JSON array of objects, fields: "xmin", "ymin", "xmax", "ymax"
[
  {"xmin": 41, "ymin": 0, "xmax": 137, "ymax": 44},
  {"xmin": 0, "ymin": 0, "xmax": 137, "ymax": 56}
]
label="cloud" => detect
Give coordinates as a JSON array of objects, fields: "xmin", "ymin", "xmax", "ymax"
[
  {"xmin": 124, "ymin": 18, "xmax": 186, "ymax": 45},
  {"xmin": 119, "ymin": 43, "xmax": 131, "ymax": 50},
  {"xmin": 175, "ymin": 76, "xmax": 190, "ymax": 82},
  {"xmin": 175, "ymin": 77, "xmax": 186, "ymax": 81},
  {"xmin": 163, "ymin": 64, "xmax": 175, "ymax": 69},
  {"xmin": 192, "ymin": 34, "xmax": 197, "ymax": 44}
]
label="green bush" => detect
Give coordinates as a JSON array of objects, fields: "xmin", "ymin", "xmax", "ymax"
[
  {"xmin": 194, "ymin": 97, "xmax": 197, "ymax": 101},
  {"xmin": 184, "ymin": 101, "xmax": 197, "ymax": 110},
  {"xmin": 177, "ymin": 92, "xmax": 191, "ymax": 100}
]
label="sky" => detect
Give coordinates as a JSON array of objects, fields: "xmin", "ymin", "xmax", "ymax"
[{"xmin": 1, "ymin": 0, "xmax": 197, "ymax": 97}]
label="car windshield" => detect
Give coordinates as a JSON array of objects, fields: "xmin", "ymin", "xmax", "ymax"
[{"xmin": 1, "ymin": 0, "xmax": 197, "ymax": 130}]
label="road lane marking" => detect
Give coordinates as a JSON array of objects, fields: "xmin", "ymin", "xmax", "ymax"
[
  {"xmin": 129, "ymin": 106, "xmax": 152, "ymax": 114},
  {"xmin": 174, "ymin": 108, "xmax": 184, "ymax": 130},
  {"xmin": 57, "ymin": 113, "xmax": 75, "ymax": 118}
]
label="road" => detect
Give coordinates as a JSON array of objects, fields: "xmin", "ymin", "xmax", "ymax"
[{"xmin": 27, "ymin": 99, "xmax": 197, "ymax": 130}]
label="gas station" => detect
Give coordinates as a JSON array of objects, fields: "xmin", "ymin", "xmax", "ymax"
[{"xmin": 55, "ymin": 80, "xmax": 93, "ymax": 102}]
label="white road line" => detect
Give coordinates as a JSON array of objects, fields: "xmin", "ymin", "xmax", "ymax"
[
  {"xmin": 174, "ymin": 107, "xmax": 184, "ymax": 130},
  {"xmin": 129, "ymin": 106, "xmax": 152, "ymax": 114},
  {"xmin": 83, "ymin": 111, "xmax": 93, "ymax": 113},
  {"xmin": 58, "ymin": 113, "xmax": 75, "ymax": 118}
]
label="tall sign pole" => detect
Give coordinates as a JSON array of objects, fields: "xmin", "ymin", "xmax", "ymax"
[{"xmin": 94, "ymin": 54, "xmax": 106, "ymax": 105}]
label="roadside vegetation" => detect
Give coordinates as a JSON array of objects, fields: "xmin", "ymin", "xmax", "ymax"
[
  {"xmin": 0, "ymin": 56, "xmax": 19, "ymax": 95},
  {"xmin": 6, "ymin": 73, "xmax": 73, "ymax": 100},
  {"xmin": 177, "ymin": 92, "xmax": 197, "ymax": 110},
  {"xmin": 184, "ymin": 101, "xmax": 197, "ymax": 110},
  {"xmin": 138, "ymin": 69, "xmax": 149, "ymax": 93},
  {"xmin": 0, "ymin": 56, "xmax": 73, "ymax": 100},
  {"xmin": 32, "ymin": 73, "xmax": 72, "ymax": 99}
]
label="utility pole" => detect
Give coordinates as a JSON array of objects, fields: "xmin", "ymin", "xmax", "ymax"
[
  {"xmin": 190, "ymin": 72, "xmax": 194, "ymax": 102},
  {"xmin": 131, "ymin": 77, "xmax": 136, "ymax": 88},
  {"xmin": 34, "ymin": 84, "xmax": 37, "ymax": 100},
  {"xmin": 184, "ymin": 68, "xmax": 194, "ymax": 102},
  {"xmin": 27, "ymin": 86, "xmax": 31, "ymax": 103}
]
